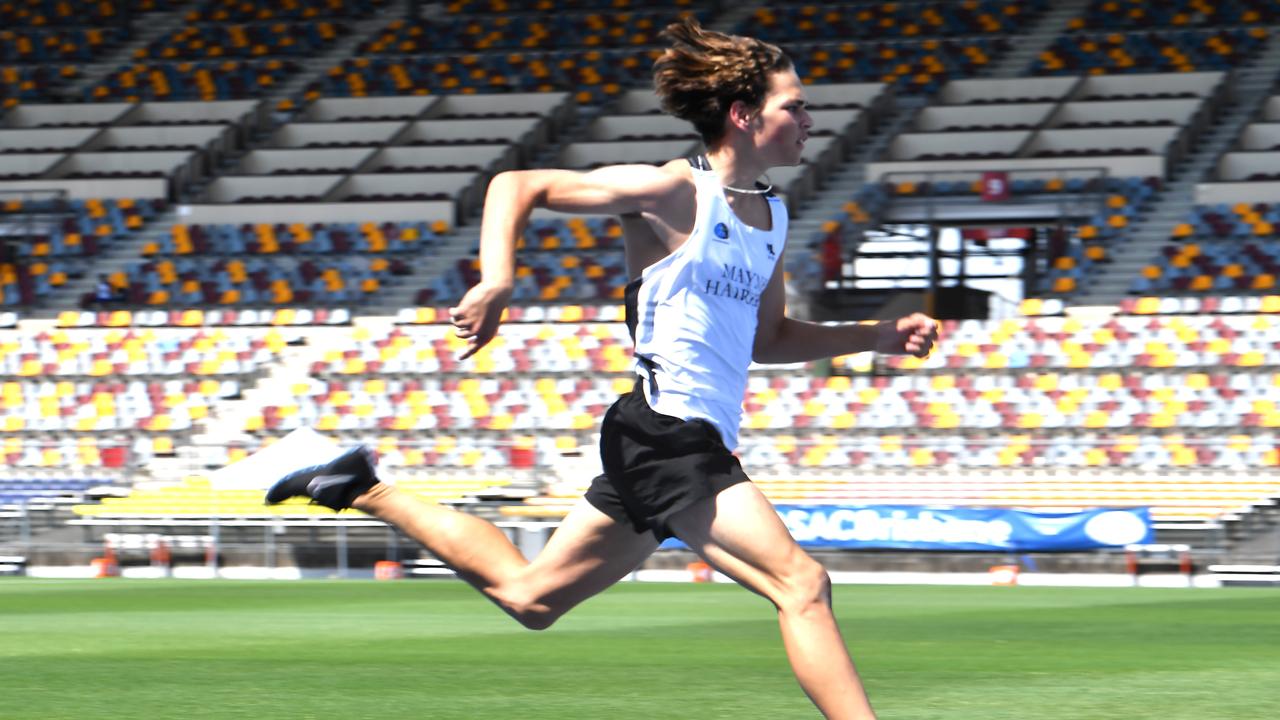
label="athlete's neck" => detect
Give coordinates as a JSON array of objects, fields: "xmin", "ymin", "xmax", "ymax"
[{"xmin": 704, "ymin": 146, "xmax": 768, "ymax": 194}]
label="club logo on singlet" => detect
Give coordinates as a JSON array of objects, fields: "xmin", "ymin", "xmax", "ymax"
[{"xmin": 713, "ymin": 222, "xmax": 730, "ymax": 241}]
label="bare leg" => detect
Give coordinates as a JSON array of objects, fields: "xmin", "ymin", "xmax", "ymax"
[
  {"xmin": 667, "ymin": 482, "xmax": 877, "ymax": 720},
  {"xmin": 354, "ymin": 486, "xmax": 657, "ymax": 629}
]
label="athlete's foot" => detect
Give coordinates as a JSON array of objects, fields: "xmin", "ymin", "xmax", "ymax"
[{"xmin": 264, "ymin": 445, "xmax": 379, "ymax": 511}]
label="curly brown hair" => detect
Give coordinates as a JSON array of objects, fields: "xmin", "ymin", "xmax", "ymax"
[{"xmin": 652, "ymin": 17, "xmax": 793, "ymax": 148}]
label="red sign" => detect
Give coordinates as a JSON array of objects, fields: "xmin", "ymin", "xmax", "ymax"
[{"xmin": 981, "ymin": 171, "xmax": 1010, "ymax": 201}]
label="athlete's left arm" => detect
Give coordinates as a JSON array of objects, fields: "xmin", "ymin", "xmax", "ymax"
[{"xmin": 752, "ymin": 250, "xmax": 939, "ymax": 364}]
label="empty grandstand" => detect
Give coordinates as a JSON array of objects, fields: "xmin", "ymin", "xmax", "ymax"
[{"xmin": 0, "ymin": 0, "xmax": 1276, "ymax": 589}]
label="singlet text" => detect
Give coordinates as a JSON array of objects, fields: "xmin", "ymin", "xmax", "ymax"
[{"xmin": 703, "ymin": 263, "xmax": 769, "ymax": 308}]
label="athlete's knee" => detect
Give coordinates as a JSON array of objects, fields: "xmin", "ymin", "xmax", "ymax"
[
  {"xmin": 511, "ymin": 603, "xmax": 559, "ymax": 631},
  {"xmin": 773, "ymin": 556, "xmax": 832, "ymax": 616},
  {"xmin": 491, "ymin": 581, "xmax": 563, "ymax": 631}
]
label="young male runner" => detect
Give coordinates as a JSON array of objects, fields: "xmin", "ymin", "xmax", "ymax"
[{"xmin": 268, "ymin": 18, "xmax": 938, "ymax": 719}]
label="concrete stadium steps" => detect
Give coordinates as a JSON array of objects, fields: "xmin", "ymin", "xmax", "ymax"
[
  {"xmin": 55, "ymin": 10, "xmax": 192, "ymax": 102},
  {"xmin": 1075, "ymin": 30, "xmax": 1280, "ymax": 305},
  {"xmin": 33, "ymin": 207, "xmax": 182, "ymax": 319},
  {"xmin": 984, "ymin": 0, "xmax": 1089, "ymax": 79}
]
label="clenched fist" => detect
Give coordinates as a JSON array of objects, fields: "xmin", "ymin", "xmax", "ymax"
[{"xmin": 875, "ymin": 313, "xmax": 940, "ymax": 357}]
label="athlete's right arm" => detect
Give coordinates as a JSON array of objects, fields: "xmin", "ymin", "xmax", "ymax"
[{"xmin": 449, "ymin": 165, "xmax": 682, "ymax": 359}]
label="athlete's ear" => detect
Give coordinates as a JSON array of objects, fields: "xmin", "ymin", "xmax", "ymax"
[{"xmin": 726, "ymin": 99, "xmax": 757, "ymax": 133}]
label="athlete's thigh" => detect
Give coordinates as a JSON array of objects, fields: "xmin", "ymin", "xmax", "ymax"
[
  {"xmin": 665, "ymin": 481, "xmax": 811, "ymax": 602},
  {"xmin": 519, "ymin": 497, "xmax": 659, "ymax": 609}
]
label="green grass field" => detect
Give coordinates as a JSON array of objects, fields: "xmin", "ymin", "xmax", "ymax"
[{"xmin": 1, "ymin": 579, "xmax": 1277, "ymax": 719}]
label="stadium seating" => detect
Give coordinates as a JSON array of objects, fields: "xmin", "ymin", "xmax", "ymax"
[
  {"xmin": 121, "ymin": 255, "xmax": 401, "ymax": 306},
  {"xmin": 513, "ymin": 445, "xmax": 1279, "ymax": 521},
  {"xmin": 87, "ymin": 59, "xmax": 302, "ymax": 102},
  {"xmin": 311, "ymin": 49, "xmax": 659, "ymax": 104},
  {"xmin": 730, "ymin": 1, "xmax": 1044, "ymax": 92},
  {"xmin": 736, "ymin": 1, "xmax": 1046, "ymax": 40},
  {"xmin": 0, "ymin": 326, "xmax": 292, "ymax": 377},
  {"xmin": 0, "ymin": 325, "xmax": 293, "ymax": 471},
  {"xmin": 0, "ymin": 65, "xmax": 78, "ymax": 107},
  {"xmin": 1033, "ymin": 28, "xmax": 1268, "ymax": 75},
  {"xmin": 414, "ymin": 215, "xmax": 626, "ymax": 305},
  {"xmin": 1130, "ymin": 197, "xmax": 1280, "ymax": 293},
  {"xmin": 1068, "ymin": 0, "xmax": 1280, "ymax": 31},
  {"xmin": 0, "ymin": 197, "xmax": 161, "ymax": 305},
  {"xmin": 0, "ymin": 475, "xmax": 102, "ymax": 506},
  {"xmin": 357, "ymin": 10, "xmax": 711, "ymax": 52},
  {"xmin": 0, "ymin": 376, "xmax": 239, "ymax": 433},
  {"xmin": 184, "ymin": 0, "xmax": 391, "ymax": 22},
  {"xmin": 1, "ymin": 0, "xmax": 1278, "ymax": 543},
  {"xmin": 184, "ymin": 306, "xmax": 1280, "ymax": 480},
  {"xmin": 135, "ymin": 21, "xmax": 346, "ymax": 60},
  {"xmin": 76, "ymin": 0, "xmax": 388, "ymax": 104},
  {"xmin": 0, "ymin": 26, "xmax": 125, "ymax": 63},
  {"xmin": 147, "ymin": 220, "xmax": 447, "ymax": 258},
  {"xmin": 71, "ymin": 472, "xmax": 519, "ymax": 518},
  {"xmin": 319, "ymin": 4, "xmax": 1012, "ymax": 103}
]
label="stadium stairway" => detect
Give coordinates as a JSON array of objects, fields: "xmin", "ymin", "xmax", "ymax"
[
  {"xmin": 1074, "ymin": 31, "xmax": 1280, "ymax": 305},
  {"xmin": 70, "ymin": 207, "xmax": 181, "ymax": 308},
  {"xmin": 0, "ymin": 508, "xmax": 20, "ymax": 546},
  {"xmin": 22, "ymin": 206, "xmax": 181, "ymax": 320},
  {"xmin": 56, "ymin": 10, "xmax": 191, "ymax": 102},
  {"xmin": 1224, "ymin": 504, "xmax": 1280, "ymax": 564},
  {"xmin": 266, "ymin": 12, "xmax": 394, "ymax": 115},
  {"xmin": 984, "ymin": 0, "xmax": 1086, "ymax": 79},
  {"xmin": 366, "ymin": 226, "xmax": 480, "ymax": 311},
  {"xmin": 173, "ymin": 322, "xmax": 376, "ymax": 470},
  {"xmin": 784, "ymin": 95, "xmax": 927, "ymax": 308},
  {"xmin": 368, "ymin": 99, "xmax": 612, "ymax": 313}
]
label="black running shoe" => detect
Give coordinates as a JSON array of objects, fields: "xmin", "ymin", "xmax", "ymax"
[{"xmin": 264, "ymin": 445, "xmax": 379, "ymax": 511}]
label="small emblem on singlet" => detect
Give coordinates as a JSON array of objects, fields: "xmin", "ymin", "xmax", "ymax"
[
  {"xmin": 713, "ymin": 222, "xmax": 730, "ymax": 241},
  {"xmin": 767, "ymin": 243, "xmax": 776, "ymax": 258}
]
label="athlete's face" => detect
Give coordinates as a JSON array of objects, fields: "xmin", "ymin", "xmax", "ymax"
[{"xmin": 751, "ymin": 69, "xmax": 812, "ymax": 167}]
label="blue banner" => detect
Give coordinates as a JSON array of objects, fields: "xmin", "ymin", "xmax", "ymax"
[{"xmin": 663, "ymin": 505, "xmax": 1154, "ymax": 551}]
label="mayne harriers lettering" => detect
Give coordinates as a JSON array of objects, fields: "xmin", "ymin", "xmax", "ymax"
[{"xmin": 703, "ymin": 262, "xmax": 769, "ymax": 307}]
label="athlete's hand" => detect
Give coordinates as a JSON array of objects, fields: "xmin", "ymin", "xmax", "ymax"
[
  {"xmin": 875, "ymin": 313, "xmax": 940, "ymax": 357},
  {"xmin": 449, "ymin": 281, "xmax": 513, "ymax": 360}
]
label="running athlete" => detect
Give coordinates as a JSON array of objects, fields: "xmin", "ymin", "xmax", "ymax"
[{"xmin": 267, "ymin": 18, "xmax": 937, "ymax": 720}]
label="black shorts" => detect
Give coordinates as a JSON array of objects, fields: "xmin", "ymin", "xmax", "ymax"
[{"xmin": 584, "ymin": 380, "xmax": 750, "ymax": 541}]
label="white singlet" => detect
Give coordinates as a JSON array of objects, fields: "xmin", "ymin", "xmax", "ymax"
[{"xmin": 625, "ymin": 155, "xmax": 788, "ymax": 450}]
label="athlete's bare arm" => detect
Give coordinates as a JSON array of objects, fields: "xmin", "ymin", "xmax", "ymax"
[
  {"xmin": 451, "ymin": 162, "xmax": 693, "ymax": 359},
  {"xmin": 752, "ymin": 251, "xmax": 939, "ymax": 363},
  {"xmin": 617, "ymin": 213, "xmax": 669, "ymax": 282}
]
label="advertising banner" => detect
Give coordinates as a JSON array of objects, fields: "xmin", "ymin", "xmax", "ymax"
[{"xmin": 663, "ymin": 505, "xmax": 1153, "ymax": 551}]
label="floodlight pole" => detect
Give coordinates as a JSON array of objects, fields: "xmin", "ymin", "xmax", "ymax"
[
  {"xmin": 926, "ymin": 223, "xmax": 940, "ymax": 317},
  {"xmin": 924, "ymin": 175, "xmax": 940, "ymax": 317},
  {"xmin": 386, "ymin": 526, "xmax": 399, "ymax": 563},
  {"xmin": 336, "ymin": 522, "xmax": 348, "ymax": 578},
  {"xmin": 208, "ymin": 516, "xmax": 220, "ymax": 575},
  {"xmin": 20, "ymin": 499, "xmax": 31, "ymax": 552},
  {"xmin": 264, "ymin": 524, "xmax": 276, "ymax": 570}
]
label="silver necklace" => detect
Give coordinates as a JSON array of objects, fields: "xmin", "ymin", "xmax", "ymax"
[{"xmin": 723, "ymin": 174, "xmax": 773, "ymax": 195}]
